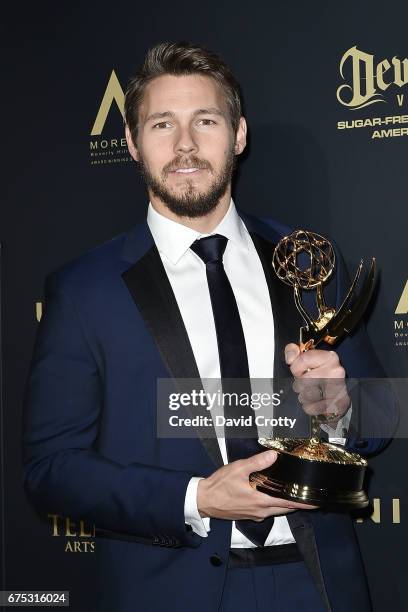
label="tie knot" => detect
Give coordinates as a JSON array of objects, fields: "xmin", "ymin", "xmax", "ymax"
[{"xmin": 190, "ymin": 234, "xmax": 228, "ymax": 265}]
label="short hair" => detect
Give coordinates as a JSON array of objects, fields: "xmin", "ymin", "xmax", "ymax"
[{"xmin": 125, "ymin": 41, "xmax": 243, "ymax": 145}]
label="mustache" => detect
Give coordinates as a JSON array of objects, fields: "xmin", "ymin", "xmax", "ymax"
[{"xmin": 163, "ymin": 156, "xmax": 212, "ymax": 174}]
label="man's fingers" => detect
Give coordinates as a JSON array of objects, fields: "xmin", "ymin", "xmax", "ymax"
[
  {"xmin": 292, "ymin": 378, "xmax": 320, "ymax": 394},
  {"xmin": 301, "ymin": 365, "xmax": 346, "ymax": 380},
  {"xmin": 251, "ymin": 486, "xmax": 318, "ymax": 509},
  {"xmin": 284, "ymin": 343, "xmax": 300, "ymax": 365},
  {"xmin": 294, "ymin": 380, "xmax": 350, "ymax": 417},
  {"xmin": 290, "ymin": 349, "xmax": 341, "ymax": 378},
  {"xmin": 241, "ymin": 450, "xmax": 277, "ymax": 475},
  {"xmin": 265, "ymin": 499, "xmax": 318, "ymax": 510},
  {"xmin": 295, "ymin": 384, "xmax": 323, "ymax": 403},
  {"xmin": 293, "ymin": 378, "xmax": 346, "ymax": 395},
  {"xmin": 254, "ymin": 490, "xmax": 318, "ymax": 510}
]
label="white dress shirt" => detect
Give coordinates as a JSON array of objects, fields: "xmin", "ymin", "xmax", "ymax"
[{"xmin": 147, "ymin": 199, "xmax": 350, "ymax": 548}]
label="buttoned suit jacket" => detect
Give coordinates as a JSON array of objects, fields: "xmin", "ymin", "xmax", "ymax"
[{"xmin": 23, "ymin": 210, "xmax": 397, "ymax": 612}]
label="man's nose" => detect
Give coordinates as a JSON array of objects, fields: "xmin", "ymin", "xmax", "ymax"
[{"xmin": 174, "ymin": 126, "xmax": 198, "ymax": 155}]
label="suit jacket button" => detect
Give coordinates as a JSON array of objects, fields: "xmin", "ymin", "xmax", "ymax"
[
  {"xmin": 355, "ymin": 440, "xmax": 368, "ymax": 449},
  {"xmin": 210, "ymin": 554, "xmax": 223, "ymax": 566}
]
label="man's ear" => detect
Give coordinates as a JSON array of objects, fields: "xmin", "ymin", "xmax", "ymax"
[
  {"xmin": 125, "ymin": 124, "xmax": 139, "ymax": 162},
  {"xmin": 234, "ymin": 117, "xmax": 247, "ymax": 155}
]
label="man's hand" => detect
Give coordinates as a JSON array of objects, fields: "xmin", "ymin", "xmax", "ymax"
[
  {"xmin": 284, "ymin": 343, "xmax": 351, "ymax": 427},
  {"xmin": 197, "ymin": 450, "xmax": 317, "ymax": 521}
]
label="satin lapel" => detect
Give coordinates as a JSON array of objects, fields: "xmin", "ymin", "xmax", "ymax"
[
  {"xmin": 121, "ymin": 244, "xmax": 223, "ymax": 468},
  {"xmin": 287, "ymin": 513, "xmax": 332, "ymax": 611}
]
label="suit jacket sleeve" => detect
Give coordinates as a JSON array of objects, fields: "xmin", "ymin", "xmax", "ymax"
[{"xmin": 22, "ymin": 271, "xmax": 202, "ymax": 548}]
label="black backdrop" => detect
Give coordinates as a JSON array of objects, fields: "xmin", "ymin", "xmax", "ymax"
[{"xmin": 2, "ymin": 1, "xmax": 408, "ymax": 610}]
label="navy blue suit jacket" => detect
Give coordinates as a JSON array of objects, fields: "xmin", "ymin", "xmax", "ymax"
[{"xmin": 23, "ymin": 211, "xmax": 397, "ymax": 612}]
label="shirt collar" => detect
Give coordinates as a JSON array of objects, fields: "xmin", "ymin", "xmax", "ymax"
[{"xmin": 147, "ymin": 198, "xmax": 250, "ymax": 265}]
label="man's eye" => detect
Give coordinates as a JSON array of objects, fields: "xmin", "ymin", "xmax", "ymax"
[
  {"xmin": 153, "ymin": 122, "xmax": 172, "ymax": 129},
  {"xmin": 199, "ymin": 119, "xmax": 216, "ymax": 126}
]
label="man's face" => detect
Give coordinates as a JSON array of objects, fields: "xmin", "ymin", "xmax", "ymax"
[{"xmin": 125, "ymin": 73, "xmax": 246, "ymax": 217}]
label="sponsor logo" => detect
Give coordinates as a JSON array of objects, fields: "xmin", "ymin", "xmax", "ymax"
[
  {"xmin": 48, "ymin": 514, "xmax": 95, "ymax": 553},
  {"xmin": 336, "ymin": 47, "xmax": 408, "ymax": 140},
  {"xmin": 89, "ymin": 70, "xmax": 132, "ymax": 166}
]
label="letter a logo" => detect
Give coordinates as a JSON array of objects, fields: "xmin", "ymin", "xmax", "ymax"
[
  {"xmin": 91, "ymin": 70, "xmax": 125, "ymax": 136},
  {"xmin": 395, "ymin": 280, "xmax": 408, "ymax": 314}
]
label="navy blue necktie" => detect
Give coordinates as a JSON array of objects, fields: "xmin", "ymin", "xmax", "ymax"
[{"xmin": 190, "ymin": 234, "xmax": 274, "ymax": 546}]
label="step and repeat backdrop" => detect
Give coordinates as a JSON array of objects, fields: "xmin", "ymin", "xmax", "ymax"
[{"xmin": 2, "ymin": 1, "xmax": 407, "ymax": 610}]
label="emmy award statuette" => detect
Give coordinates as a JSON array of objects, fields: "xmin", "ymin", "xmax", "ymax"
[{"xmin": 249, "ymin": 230, "xmax": 376, "ymax": 509}]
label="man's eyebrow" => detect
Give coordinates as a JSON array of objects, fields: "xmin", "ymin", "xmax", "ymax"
[
  {"xmin": 145, "ymin": 111, "xmax": 176, "ymax": 123},
  {"xmin": 192, "ymin": 107, "xmax": 225, "ymax": 118},
  {"xmin": 144, "ymin": 107, "xmax": 226, "ymax": 123}
]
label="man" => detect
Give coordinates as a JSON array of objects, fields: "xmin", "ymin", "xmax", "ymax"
[{"xmin": 23, "ymin": 42, "xmax": 397, "ymax": 612}]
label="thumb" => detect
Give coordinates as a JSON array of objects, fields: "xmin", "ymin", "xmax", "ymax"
[
  {"xmin": 244, "ymin": 450, "xmax": 277, "ymax": 473},
  {"xmin": 285, "ymin": 343, "xmax": 300, "ymax": 365}
]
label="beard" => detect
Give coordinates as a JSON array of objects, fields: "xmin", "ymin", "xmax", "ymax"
[{"xmin": 137, "ymin": 145, "xmax": 236, "ymax": 218}]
